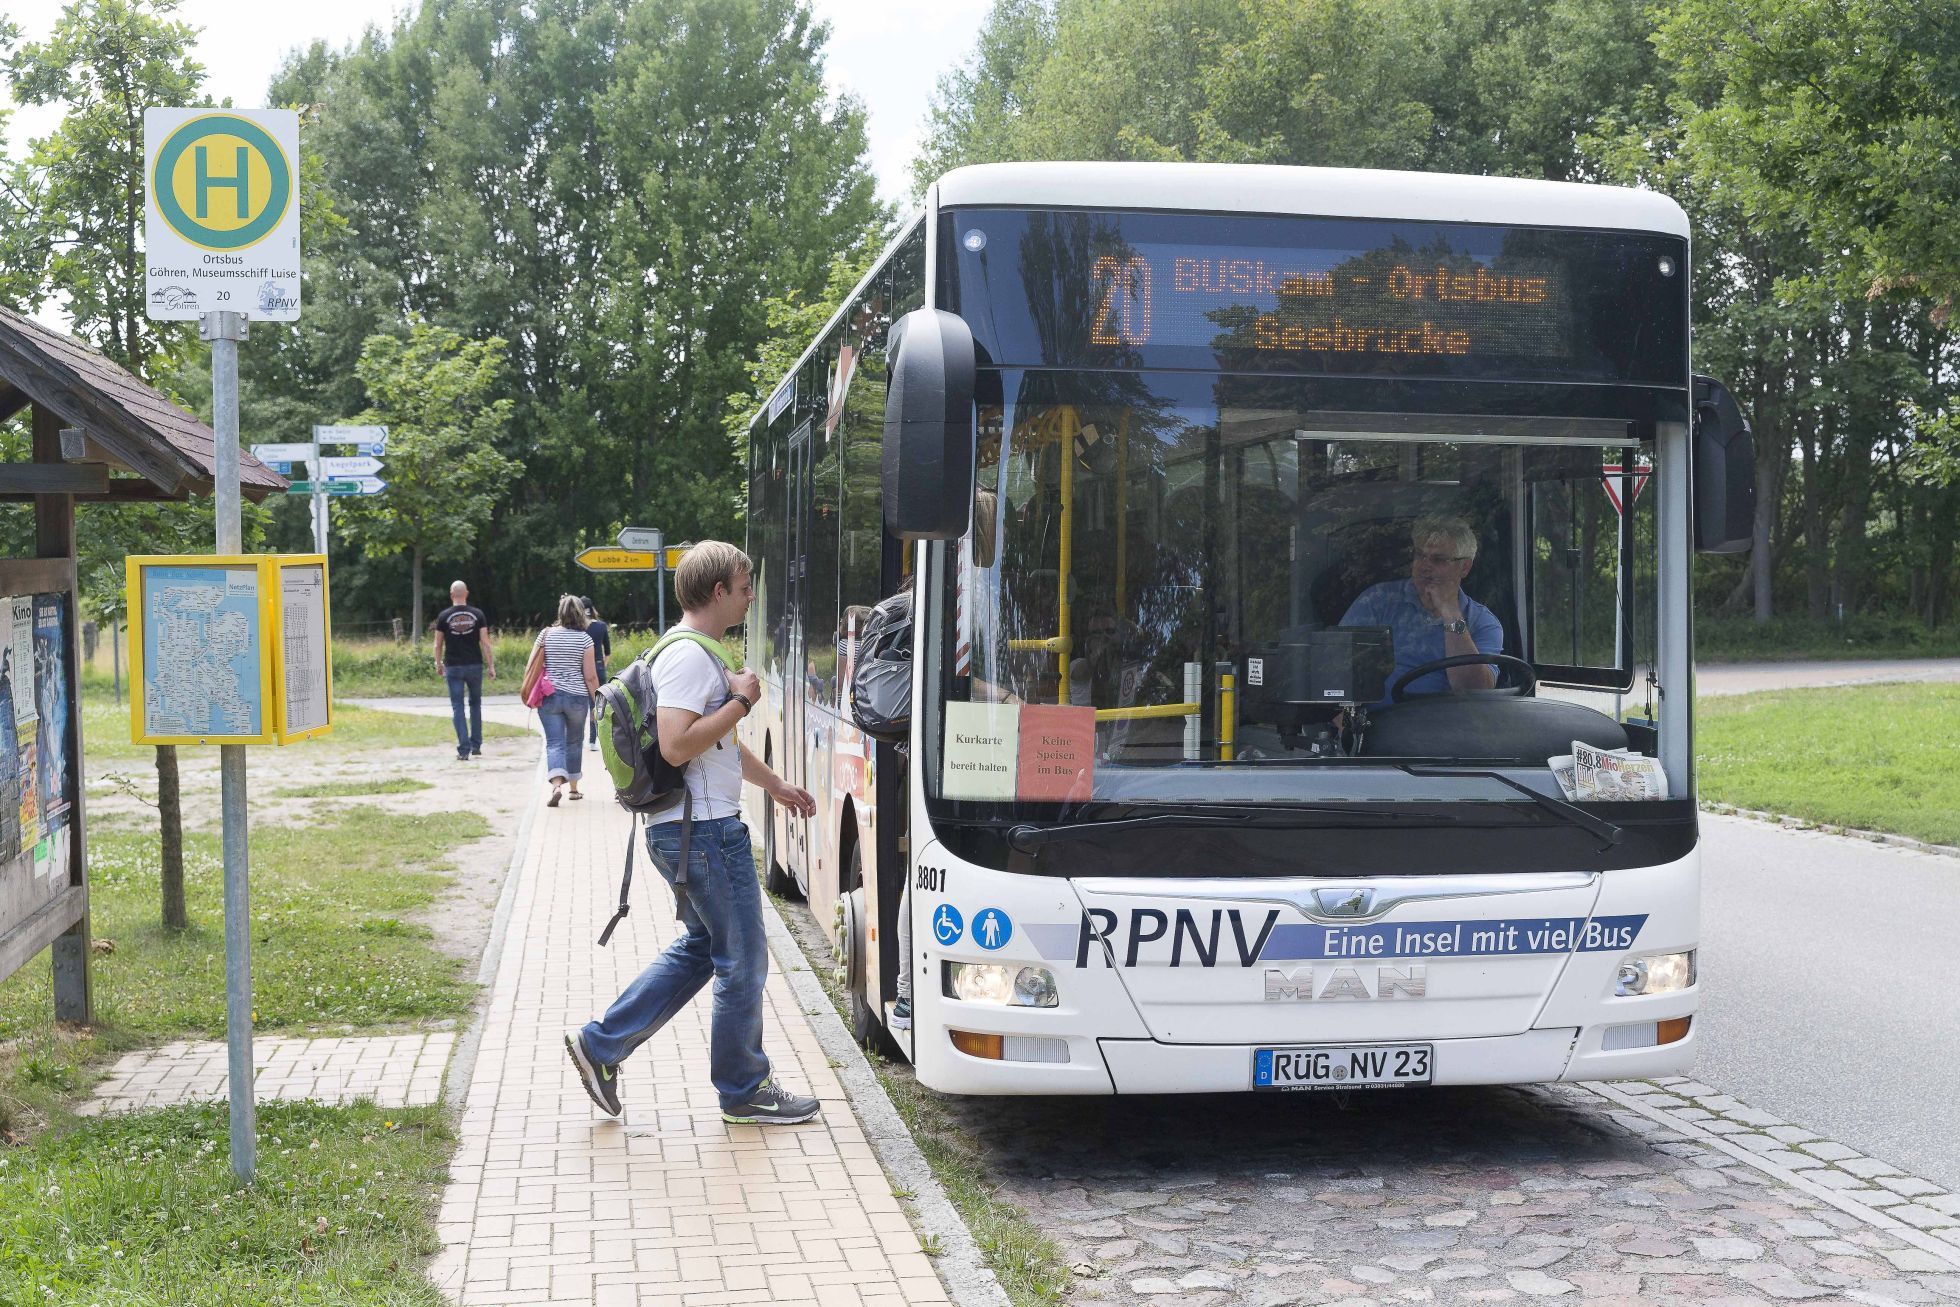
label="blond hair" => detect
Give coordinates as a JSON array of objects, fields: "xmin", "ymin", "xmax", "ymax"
[
  {"xmin": 555, "ymin": 594, "xmax": 589, "ymax": 629},
  {"xmin": 674, "ymin": 540, "xmax": 752, "ymax": 611}
]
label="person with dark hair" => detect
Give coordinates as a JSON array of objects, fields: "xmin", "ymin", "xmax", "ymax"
[{"xmin": 582, "ymin": 597, "xmax": 611, "ymax": 749}]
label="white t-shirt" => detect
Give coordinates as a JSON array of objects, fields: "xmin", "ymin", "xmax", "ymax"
[{"xmin": 645, "ymin": 634, "xmax": 743, "ymax": 823}]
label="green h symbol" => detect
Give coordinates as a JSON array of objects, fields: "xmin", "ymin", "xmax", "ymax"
[{"xmin": 195, "ymin": 144, "xmax": 251, "ymax": 220}]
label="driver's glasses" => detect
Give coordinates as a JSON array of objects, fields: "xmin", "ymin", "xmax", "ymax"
[{"xmin": 1417, "ymin": 551, "xmax": 1472, "ymax": 568}]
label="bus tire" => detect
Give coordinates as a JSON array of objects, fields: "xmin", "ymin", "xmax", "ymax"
[
  {"xmin": 841, "ymin": 855, "xmax": 895, "ymax": 1054},
  {"xmin": 762, "ymin": 791, "xmax": 798, "ymax": 900}
]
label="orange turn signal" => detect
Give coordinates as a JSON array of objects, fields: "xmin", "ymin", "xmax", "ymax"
[
  {"xmin": 949, "ymin": 1030, "xmax": 1003, "ymax": 1060},
  {"xmin": 1657, "ymin": 1016, "xmax": 1692, "ymax": 1045}
]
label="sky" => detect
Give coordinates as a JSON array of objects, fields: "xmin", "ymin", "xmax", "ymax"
[{"xmin": 1, "ymin": 0, "xmax": 991, "ymax": 207}]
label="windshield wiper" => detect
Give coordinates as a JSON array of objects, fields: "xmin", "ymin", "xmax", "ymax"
[
  {"xmin": 1006, "ymin": 806, "xmax": 1437, "ymax": 854},
  {"xmin": 1397, "ymin": 764, "xmax": 1623, "ymax": 850}
]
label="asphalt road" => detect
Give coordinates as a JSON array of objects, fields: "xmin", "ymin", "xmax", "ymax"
[
  {"xmin": 1696, "ymin": 812, "xmax": 1960, "ymax": 1190},
  {"xmin": 1697, "ymin": 657, "xmax": 1960, "ymax": 697}
]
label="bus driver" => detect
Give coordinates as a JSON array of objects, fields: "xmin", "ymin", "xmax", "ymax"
[{"xmin": 1340, "ymin": 515, "xmax": 1504, "ymax": 700}]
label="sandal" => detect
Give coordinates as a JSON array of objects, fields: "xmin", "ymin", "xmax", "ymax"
[
  {"xmin": 547, "ymin": 788, "xmax": 562, "ymax": 808},
  {"xmin": 568, "ymin": 791, "xmax": 585, "ymax": 800}
]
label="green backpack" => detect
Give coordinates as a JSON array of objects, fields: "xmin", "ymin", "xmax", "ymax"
[{"xmin": 593, "ymin": 628, "xmax": 742, "ymax": 945}]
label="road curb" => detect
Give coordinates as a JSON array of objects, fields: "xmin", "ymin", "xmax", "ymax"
[
  {"xmin": 1588, "ymin": 1080, "xmax": 1960, "ymax": 1271},
  {"xmin": 441, "ymin": 746, "xmax": 547, "ymax": 1115},
  {"xmin": 1701, "ymin": 803, "xmax": 1960, "ymax": 860},
  {"xmin": 760, "ymin": 895, "xmax": 1014, "ymax": 1307}
]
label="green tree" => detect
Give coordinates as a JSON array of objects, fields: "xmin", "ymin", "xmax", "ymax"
[
  {"xmin": 254, "ymin": 0, "xmax": 882, "ymax": 630},
  {"xmin": 5, "ymin": 0, "xmax": 213, "ymax": 930},
  {"xmin": 338, "ymin": 322, "xmax": 521, "ymax": 635}
]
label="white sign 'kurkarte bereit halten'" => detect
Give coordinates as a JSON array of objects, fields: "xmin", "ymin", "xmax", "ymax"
[{"xmin": 143, "ymin": 108, "xmax": 301, "ymax": 322}]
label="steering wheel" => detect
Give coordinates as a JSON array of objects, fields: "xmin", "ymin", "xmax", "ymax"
[{"xmin": 1389, "ymin": 653, "xmax": 1537, "ymax": 702}]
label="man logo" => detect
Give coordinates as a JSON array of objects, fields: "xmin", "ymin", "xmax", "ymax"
[{"xmin": 1263, "ymin": 965, "xmax": 1427, "ymax": 1001}]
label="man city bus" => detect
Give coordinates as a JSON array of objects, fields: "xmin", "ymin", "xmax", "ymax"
[{"xmin": 740, "ymin": 162, "xmax": 1755, "ymax": 1095}]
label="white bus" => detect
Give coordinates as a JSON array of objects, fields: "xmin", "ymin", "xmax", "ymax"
[{"xmin": 740, "ymin": 162, "xmax": 1754, "ymax": 1095}]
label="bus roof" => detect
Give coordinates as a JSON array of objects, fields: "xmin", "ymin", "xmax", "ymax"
[{"xmin": 933, "ymin": 162, "xmax": 1690, "ymax": 238}]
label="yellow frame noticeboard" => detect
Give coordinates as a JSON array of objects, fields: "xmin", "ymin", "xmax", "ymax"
[
  {"xmin": 268, "ymin": 554, "xmax": 333, "ymax": 744},
  {"xmin": 126, "ymin": 554, "xmax": 334, "ymax": 746}
]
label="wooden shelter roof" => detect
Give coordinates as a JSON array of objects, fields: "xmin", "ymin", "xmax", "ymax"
[{"xmin": 0, "ymin": 306, "xmax": 286, "ymax": 501}]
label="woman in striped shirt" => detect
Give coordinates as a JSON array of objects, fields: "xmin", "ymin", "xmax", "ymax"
[{"xmin": 529, "ymin": 594, "xmax": 600, "ymax": 806}]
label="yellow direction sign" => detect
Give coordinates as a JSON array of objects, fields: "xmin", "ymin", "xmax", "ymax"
[
  {"xmin": 577, "ymin": 547, "xmax": 655, "ymax": 572},
  {"xmin": 575, "ymin": 546, "xmax": 688, "ymax": 572},
  {"xmin": 144, "ymin": 108, "xmax": 302, "ymax": 321}
]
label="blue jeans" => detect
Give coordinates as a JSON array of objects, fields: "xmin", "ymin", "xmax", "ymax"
[
  {"xmin": 444, "ymin": 664, "xmax": 483, "ymax": 756},
  {"xmin": 581, "ymin": 816, "xmax": 771, "ymax": 1111},
  {"xmin": 539, "ymin": 689, "xmax": 588, "ymax": 782}
]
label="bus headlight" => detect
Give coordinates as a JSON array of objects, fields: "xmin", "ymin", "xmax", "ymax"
[
  {"xmin": 1614, "ymin": 950, "xmax": 1696, "ymax": 997},
  {"xmin": 945, "ymin": 962, "xmax": 1060, "ymax": 1007}
]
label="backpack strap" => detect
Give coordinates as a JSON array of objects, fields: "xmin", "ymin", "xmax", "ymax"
[{"xmin": 597, "ymin": 813, "xmax": 638, "ymax": 947}]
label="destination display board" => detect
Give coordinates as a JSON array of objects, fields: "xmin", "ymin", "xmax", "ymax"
[{"xmin": 947, "ymin": 208, "xmax": 1688, "ymax": 385}]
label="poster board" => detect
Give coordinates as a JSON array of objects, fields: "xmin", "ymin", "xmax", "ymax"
[
  {"xmin": 126, "ymin": 554, "xmax": 333, "ymax": 747},
  {"xmin": 0, "ymin": 564, "xmax": 84, "ymax": 997},
  {"xmin": 127, "ymin": 555, "xmax": 275, "ymax": 745},
  {"xmin": 269, "ymin": 554, "xmax": 332, "ymax": 743}
]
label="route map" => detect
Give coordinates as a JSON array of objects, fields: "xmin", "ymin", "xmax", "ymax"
[{"xmin": 141, "ymin": 566, "xmax": 262, "ymax": 737}]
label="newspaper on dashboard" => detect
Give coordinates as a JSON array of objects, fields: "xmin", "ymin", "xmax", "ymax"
[
  {"xmin": 1547, "ymin": 753, "xmax": 1580, "ymax": 801},
  {"xmin": 1548, "ymin": 740, "xmax": 1669, "ymax": 801}
]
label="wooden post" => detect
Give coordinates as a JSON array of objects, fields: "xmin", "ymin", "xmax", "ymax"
[{"xmin": 34, "ymin": 403, "xmax": 90, "ymax": 1025}]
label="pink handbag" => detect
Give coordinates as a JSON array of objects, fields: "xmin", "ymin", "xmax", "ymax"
[{"xmin": 524, "ymin": 670, "xmax": 555, "ymax": 708}]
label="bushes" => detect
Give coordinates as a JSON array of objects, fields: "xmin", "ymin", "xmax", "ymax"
[{"xmin": 1695, "ymin": 614, "xmax": 1960, "ymax": 662}]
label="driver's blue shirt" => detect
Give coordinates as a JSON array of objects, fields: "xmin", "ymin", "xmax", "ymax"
[{"xmin": 1340, "ymin": 580, "xmax": 1504, "ymax": 704}]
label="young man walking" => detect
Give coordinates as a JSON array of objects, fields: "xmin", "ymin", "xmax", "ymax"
[
  {"xmin": 566, "ymin": 541, "xmax": 822, "ymax": 1124},
  {"xmin": 433, "ymin": 580, "xmax": 494, "ymax": 760}
]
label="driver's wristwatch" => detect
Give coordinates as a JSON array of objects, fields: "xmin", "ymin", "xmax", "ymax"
[{"xmin": 1442, "ymin": 618, "xmax": 1468, "ymax": 634}]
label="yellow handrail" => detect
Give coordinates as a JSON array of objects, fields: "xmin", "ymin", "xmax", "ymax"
[{"xmin": 1093, "ymin": 702, "xmax": 1199, "ymax": 722}]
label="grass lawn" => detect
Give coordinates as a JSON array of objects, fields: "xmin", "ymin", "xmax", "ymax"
[
  {"xmin": 0, "ymin": 1100, "xmax": 452, "ymax": 1305},
  {"xmin": 0, "ymin": 806, "xmax": 485, "ymax": 1047},
  {"xmin": 1696, "ymin": 682, "xmax": 1960, "ymax": 846},
  {"xmin": 270, "ymin": 777, "xmax": 433, "ymax": 799}
]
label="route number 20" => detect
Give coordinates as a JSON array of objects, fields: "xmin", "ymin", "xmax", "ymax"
[{"xmin": 1091, "ymin": 255, "xmax": 1152, "ymax": 346}]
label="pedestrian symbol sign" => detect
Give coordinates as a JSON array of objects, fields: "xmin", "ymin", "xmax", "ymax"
[
  {"xmin": 932, "ymin": 904, "xmax": 964, "ymax": 947},
  {"xmin": 144, "ymin": 109, "xmax": 302, "ymax": 322},
  {"xmin": 973, "ymin": 908, "xmax": 1012, "ymax": 951}
]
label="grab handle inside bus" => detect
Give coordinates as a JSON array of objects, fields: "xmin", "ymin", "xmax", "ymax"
[
  {"xmin": 883, "ymin": 307, "xmax": 977, "ymax": 539},
  {"xmin": 1691, "ymin": 375, "xmax": 1756, "ymax": 555}
]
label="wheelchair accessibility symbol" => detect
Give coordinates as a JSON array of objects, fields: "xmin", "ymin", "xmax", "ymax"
[
  {"xmin": 931, "ymin": 904, "xmax": 964, "ymax": 947},
  {"xmin": 973, "ymin": 908, "xmax": 1012, "ymax": 951}
]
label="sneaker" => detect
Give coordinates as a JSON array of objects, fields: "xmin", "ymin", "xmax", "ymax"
[
  {"xmin": 721, "ymin": 1078, "xmax": 820, "ymax": 1125},
  {"xmin": 456, "ymin": 750, "xmax": 470, "ymax": 762},
  {"xmin": 890, "ymin": 997, "xmax": 912, "ymax": 1031},
  {"xmin": 564, "ymin": 1030, "xmax": 621, "ymax": 1117},
  {"xmin": 471, "ymin": 747, "xmax": 482, "ymax": 757}
]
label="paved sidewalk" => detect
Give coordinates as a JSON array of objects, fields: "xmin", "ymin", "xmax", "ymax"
[
  {"xmin": 76, "ymin": 1032, "xmax": 453, "ymax": 1116},
  {"xmin": 427, "ymin": 783, "xmax": 950, "ymax": 1306}
]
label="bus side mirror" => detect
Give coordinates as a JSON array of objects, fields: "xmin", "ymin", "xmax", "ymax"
[
  {"xmin": 883, "ymin": 308, "xmax": 977, "ymax": 540},
  {"xmin": 1692, "ymin": 375, "xmax": 1756, "ymax": 554}
]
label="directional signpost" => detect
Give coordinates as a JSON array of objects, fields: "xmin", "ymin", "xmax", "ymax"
[
  {"xmin": 584, "ymin": 528, "xmax": 687, "ymax": 631},
  {"xmin": 253, "ymin": 426, "xmax": 389, "ymax": 555}
]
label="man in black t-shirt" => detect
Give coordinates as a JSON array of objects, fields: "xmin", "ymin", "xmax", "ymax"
[{"xmin": 433, "ymin": 580, "xmax": 495, "ymax": 760}]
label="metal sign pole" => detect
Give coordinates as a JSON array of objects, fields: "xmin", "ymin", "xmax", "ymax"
[
  {"xmin": 655, "ymin": 529, "xmax": 667, "ymax": 634},
  {"xmin": 203, "ymin": 309, "xmax": 255, "ymax": 1184}
]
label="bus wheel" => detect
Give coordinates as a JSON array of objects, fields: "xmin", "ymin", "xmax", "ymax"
[
  {"xmin": 762, "ymin": 791, "xmax": 798, "ymax": 900},
  {"xmin": 840, "ymin": 851, "xmax": 894, "ymax": 1053}
]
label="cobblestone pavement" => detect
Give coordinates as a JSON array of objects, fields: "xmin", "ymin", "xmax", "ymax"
[
  {"xmin": 75, "ymin": 1032, "xmax": 453, "ymax": 1116},
  {"xmin": 920, "ymin": 1073, "xmax": 1960, "ymax": 1306}
]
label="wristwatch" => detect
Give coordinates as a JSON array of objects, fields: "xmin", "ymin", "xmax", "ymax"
[{"xmin": 1443, "ymin": 618, "xmax": 1468, "ymax": 634}]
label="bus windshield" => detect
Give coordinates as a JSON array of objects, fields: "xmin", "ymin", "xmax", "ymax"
[{"xmin": 930, "ymin": 369, "xmax": 1660, "ymax": 813}]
